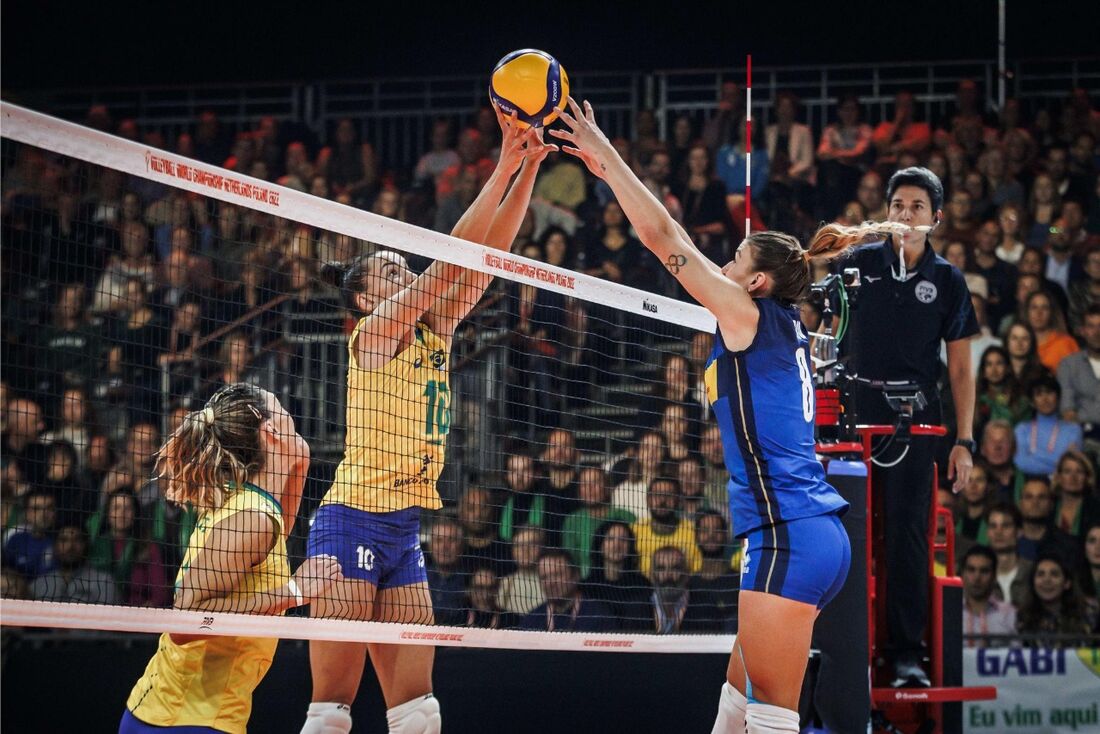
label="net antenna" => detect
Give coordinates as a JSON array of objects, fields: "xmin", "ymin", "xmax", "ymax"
[{"xmin": 744, "ymin": 54, "xmax": 752, "ymax": 238}]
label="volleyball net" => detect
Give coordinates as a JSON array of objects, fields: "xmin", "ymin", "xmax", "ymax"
[{"xmin": 0, "ymin": 102, "xmax": 739, "ymax": 652}]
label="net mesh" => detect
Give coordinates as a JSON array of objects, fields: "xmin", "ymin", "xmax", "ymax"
[{"xmin": 1, "ymin": 104, "xmax": 736, "ymax": 649}]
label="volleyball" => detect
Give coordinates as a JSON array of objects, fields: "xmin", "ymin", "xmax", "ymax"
[{"xmin": 489, "ymin": 48, "xmax": 570, "ymax": 128}]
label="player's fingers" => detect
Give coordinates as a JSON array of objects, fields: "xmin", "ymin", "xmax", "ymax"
[
  {"xmin": 556, "ymin": 107, "xmax": 578, "ymax": 129},
  {"xmin": 547, "ymin": 128, "xmax": 575, "ymax": 142},
  {"xmin": 566, "ymin": 96, "xmax": 584, "ymax": 120},
  {"xmin": 583, "ymin": 99, "xmax": 595, "ymax": 122}
]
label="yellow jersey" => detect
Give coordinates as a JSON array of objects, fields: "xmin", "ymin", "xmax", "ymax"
[
  {"xmin": 126, "ymin": 483, "xmax": 288, "ymax": 734},
  {"xmin": 325, "ymin": 319, "xmax": 448, "ymax": 512}
]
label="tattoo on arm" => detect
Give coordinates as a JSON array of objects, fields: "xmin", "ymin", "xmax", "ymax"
[{"xmin": 666, "ymin": 254, "xmax": 688, "ymax": 274}]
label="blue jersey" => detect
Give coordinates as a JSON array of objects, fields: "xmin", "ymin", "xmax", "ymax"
[{"xmin": 705, "ymin": 298, "xmax": 848, "ymax": 537}]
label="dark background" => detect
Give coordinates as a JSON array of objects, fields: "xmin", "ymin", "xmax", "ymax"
[{"xmin": 2, "ymin": 0, "xmax": 1095, "ymax": 90}]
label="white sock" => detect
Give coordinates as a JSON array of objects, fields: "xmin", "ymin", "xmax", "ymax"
[
  {"xmin": 710, "ymin": 681, "xmax": 748, "ymax": 734},
  {"xmin": 746, "ymin": 702, "xmax": 800, "ymax": 733},
  {"xmin": 300, "ymin": 702, "xmax": 352, "ymax": 734},
  {"xmin": 387, "ymin": 693, "xmax": 441, "ymax": 734}
]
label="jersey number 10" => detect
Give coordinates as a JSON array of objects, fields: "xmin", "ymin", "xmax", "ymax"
[{"xmin": 423, "ymin": 379, "xmax": 451, "ymax": 444}]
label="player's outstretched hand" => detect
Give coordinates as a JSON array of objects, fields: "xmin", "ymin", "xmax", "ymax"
[
  {"xmin": 495, "ymin": 107, "xmax": 530, "ymax": 177},
  {"xmin": 523, "ymin": 127, "xmax": 557, "ymax": 167},
  {"xmin": 549, "ymin": 97, "xmax": 611, "ymax": 180},
  {"xmin": 293, "ymin": 554, "xmax": 344, "ymax": 604}
]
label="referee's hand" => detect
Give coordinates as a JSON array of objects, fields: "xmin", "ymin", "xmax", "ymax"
[{"xmin": 947, "ymin": 445, "xmax": 973, "ymax": 493}]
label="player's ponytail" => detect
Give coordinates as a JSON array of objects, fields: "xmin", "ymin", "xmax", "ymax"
[
  {"xmin": 749, "ymin": 221, "xmax": 902, "ymax": 305},
  {"xmin": 806, "ymin": 221, "xmax": 901, "ymax": 260},
  {"xmin": 155, "ymin": 383, "xmax": 269, "ymax": 510}
]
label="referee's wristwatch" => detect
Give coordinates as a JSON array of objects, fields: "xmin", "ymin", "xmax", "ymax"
[{"xmin": 955, "ymin": 438, "xmax": 977, "ymax": 454}]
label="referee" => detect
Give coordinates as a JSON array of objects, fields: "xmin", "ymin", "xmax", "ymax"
[{"xmin": 842, "ymin": 167, "xmax": 978, "ymax": 687}]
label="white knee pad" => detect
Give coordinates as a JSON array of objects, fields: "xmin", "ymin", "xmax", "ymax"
[
  {"xmin": 301, "ymin": 702, "xmax": 352, "ymax": 734},
  {"xmin": 386, "ymin": 693, "xmax": 441, "ymax": 734},
  {"xmin": 710, "ymin": 681, "xmax": 748, "ymax": 734},
  {"xmin": 746, "ymin": 702, "xmax": 800, "ymax": 734}
]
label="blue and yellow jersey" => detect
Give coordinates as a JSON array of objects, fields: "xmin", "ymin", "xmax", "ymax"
[
  {"xmin": 126, "ymin": 483, "xmax": 287, "ymax": 734},
  {"xmin": 325, "ymin": 319, "xmax": 449, "ymax": 513},
  {"xmin": 705, "ymin": 298, "xmax": 848, "ymax": 537}
]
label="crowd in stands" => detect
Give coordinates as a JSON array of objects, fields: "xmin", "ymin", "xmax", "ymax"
[{"xmin": 2, "ymin": 77, "xmax": 1099, "ymax": 642}]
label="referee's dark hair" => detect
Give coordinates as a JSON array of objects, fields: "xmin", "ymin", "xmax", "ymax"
[{"xmin": 886, "ymin": 166, "xmax": 944, "ymax": 213}]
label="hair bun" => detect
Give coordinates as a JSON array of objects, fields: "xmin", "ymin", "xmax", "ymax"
[{"xmin": 319, "ymin": 261, "xmax": 349, "ymax": 289}]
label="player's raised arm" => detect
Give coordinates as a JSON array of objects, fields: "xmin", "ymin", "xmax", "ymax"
[
  {"xmin": 550, "ymin": 97, "xmax": 759, "ymax": 346},
  {"xmin": 428, "ymin": 111, "xmax": 556, "ymax": 338}
]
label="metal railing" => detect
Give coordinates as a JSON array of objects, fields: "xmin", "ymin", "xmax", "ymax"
[{"xmin": 19, "ymin": 57, "xmax": 1099, "ymax": 173}]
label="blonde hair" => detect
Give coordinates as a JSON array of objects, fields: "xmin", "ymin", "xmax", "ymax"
[{"xmin": 155, "ymin": 383, "xmax": 269, "ymax": 510}]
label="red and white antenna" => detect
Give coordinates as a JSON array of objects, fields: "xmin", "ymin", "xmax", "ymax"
[{"xmin": 744, "ymin": 54, "xmax": 752, "ymax": 238}]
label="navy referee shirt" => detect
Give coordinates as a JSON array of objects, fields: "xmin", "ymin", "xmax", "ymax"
[{"xmin": 840, "ymin": 237, "xmax": 979, "ymax": 388}]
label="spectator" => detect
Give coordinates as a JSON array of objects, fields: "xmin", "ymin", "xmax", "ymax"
[
  {"xmin": 668, "ymin": 114, "xmax": 695, "ymax": 182},
  {"xmin": 434, "ymin": 167, "xmax": 480, "ymax": 234},
  {"xmin": 31, "ymin": 525, "xmax": 118, "ymax": 604},
  {"xmin": 702, "ymin": 81, "xmax": 743, "ymax": 154},
  {"xmin": 1017, "ymin": 476, "xmax": 1080, "ymax": 567},
  {"xmin": 582, "ymin": 200, "xmax": 653, "ymax": 289},
  {"xmin": 872, "ymin": 91, "xmax": 932, "ymax": 171},
  {"xmin": 936, "ymin": 189, "xmax": 978, "ymax": 247},
  {"xmin": 499, "ymin": 452, "xmax": 551, "ymax": 545},
  {"xmin": 107, "ymin": 276, "xmax": 167, "ymax": 420},
  {"xmin": 1018, "ymin": 248, "xmax": 1071, "ymax": 316},
  {"xmin": 191, "ymin": 110, "xmax": 228, "ymax": 165},
  {"xmin": 498, "ymin": 525, "xmax": 546, "ymax": 616},
  {"xmin": 1027, "ymin": 172, "xmax": 1060, "ymax": 248},
  {"xmin": 532, "ymin": 149, "xmax": 588, "ymax": 213},
  {"xmin": 200, "ymin": 332, "xmax": 263, "ymax": 402},
  {"xmin": 956, "ymin": 462, "xmax": 995, "ymax": 547},
  {"xmin": 426, "ymin": 516, "xmax": 467, "ymax": 626},
  {"xmin": 1, "ymin": 566, "xmax": 28, "ymax": 600},
  {"xmin": 648, "ymin": 545, "xmax": 710, "ymax": 634},
  {"xmin": 1058, "ymin": 305, "xmax": 1100, "ymax": 443},
  {"xmin": 642, "ymin": 148, "xmax": 684, "ymax": 224},
  {"xmin": 584, "ymin": 520, "xmax": 651, "ymax": 630},
  {"xmin": 699, "ymin": 424, "xmax": 729, "ymax": 522},
  {"xmin": 87, "ymin": 489, "xmax": 168, "ymax": 607},
  {"xmin": 2, "ymin": 396, "xmax": 47, "ymax": 485},
  {"xmin": 414, "ymin": 118, "xmax": 460, "ymax": 187},
  {"xmin": 2, "ymin": 489, "xmax": 58, "ymax": 579},
  {"xmin": 1004, "ymin": 322, "xmax": 1050, "ymax": 388},
  {"xmin": 961, "ymin": 545, "xmax": 1018, "ymax": 646},
  {"xmin": 1082, "ymin": 523, "xmax": 1100, "ymax": 606},
  {"xmin": 658, "ymin": 403, "xmax": 696, "ymax": 462},
  {"xmin": 997, "ymin": 273, "xmax": 1042, "ymax": 337},
  {"xmin": 672, "ymin": 144, "xmax": 731, "ymax": 265},
  {"xmin": 92, "ymin": 221, "xmax": 157, "ymax": 311},
  {"xmin": 436, "ymin": 128, "xmax": 495, "ymax": 205},
  {"xmin": 975, "ymin": 346, "xmax": 1030, "ymax": 434},
  {"xmin": 633, "ymin": 477, "xmax": 702, "ymax": 579},
  {"xmin": 765, "ymin": 92, "xmax": 816, "ymax": 229},
  {"xmin": 1044, "ymin": 227, "xmax": 1080, "ymax": 298},
  {"xmin": 1013, "ymin": 375, "xmax": 1082, "ymax": 476},
  {"xmin": 1017, "ymin": 554, "xmax": 1095, "ymax": 644},
  {"xmin": 978, "ymin": 145, "xmax": 1025, "ymax": 209},
  {"xmin": 1052, "ymin": 450, "xmax": 1100, "ymax": 539},
  {"xmin": 641, "ymin": 354, "xmax": 703, "ymax": 431},
  {"xmin": 688, "ymin": 510, "xmax": 740, "ymax": 632},
  {"xmin": 816, "ymin": 94, "xmax": 873, "ymax": 220},
  {"xmin": 159, "ymin": 297, "xmax": 206, "ymax": 398},
  {"xmin": 1067, "ymin": 250, "xmax": 1100, "ymax": 333},
  {"xmin": 458, "ymin": 486, "xmax": 512, "ymax": 576},
  {"xmin": 101, "ymin": 421, "xmax": 159, "ymax": 497},
  {"xmin": 995, "ymin": 203, "xmax": 1027, "ymax": 265},
  {"xmin": 678, "ymin": 456, "xmax": 711, "ymax": 525},
  {"xmin": 987, "ymin": 502, "xmax": 1031, "ymax": 609},
  {"xmin": 855, "ymin": 170, "xmax": 888, "ymax": 222},
  {"xmin": 316, "ymin": 118, "xmax": 379, "ymax": 205},
  {"xmin": 611, "ymin": 431, "xmax": 666, "ymax": 521},
  {"xmin": 40, "ymin": 284, "xmax": 102, "ymax": 393},
  {"xmin": 562, "ymin": 466, "xmax": 635, "ymax": 578},
  {"xmin": 979, "ymin": 419, "xmax": 1022, "ymax": 502},
  {"xmin": 539, "ymin": 428, "xmax": 581, "ymax": 537},
  {"xmin": 41, "ymin": 386, "xmax": 94, "ymax": 471},
  {"xmin": 41, "ymin": 440, "xmax": 94, "ymax": 530},
  {"xmin": 972, "ymin": 219, "xmax": 1016, "ymax": 325},
  {"xmin": 520, "ymin": 550, "xmax": 616, "ymax": 632},
  {"xmin": 463, "ymin": 567, "xmax": 512, "ymax": 629}
]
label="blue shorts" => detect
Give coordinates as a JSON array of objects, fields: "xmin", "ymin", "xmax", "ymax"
[
  {"xmin": 739, "ymin": 512, "xmax": 850, "ymax": 609},
  {"xmin": 307, "ymin": 504, "xmax": 427, "ymax": 589},
  {"xmin": 119, "ymin": 709, "xmax": 224, "ymax": 733}
]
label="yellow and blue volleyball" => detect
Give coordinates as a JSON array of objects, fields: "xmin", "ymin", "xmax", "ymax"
[{"xmin": 489, "ymin": 49, "xmax": 570, "ymax": 128}]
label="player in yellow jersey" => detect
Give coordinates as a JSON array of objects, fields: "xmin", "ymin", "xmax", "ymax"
[
  {"xmin": 299, "ymin": 113, "xmax": 555, "ymax": 734},
  {"xmin": 120, "ymin": 384, "xmax": 342, "ymax": 734}
]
